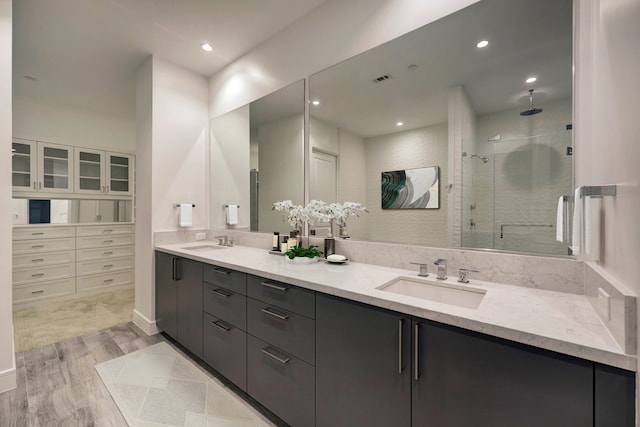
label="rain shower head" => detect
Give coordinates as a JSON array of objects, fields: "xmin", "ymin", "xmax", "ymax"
[{"xmin": 520, "ymin": 89, "xmax": 543, "ymax": 116}]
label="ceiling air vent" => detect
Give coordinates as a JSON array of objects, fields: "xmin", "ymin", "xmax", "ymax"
[{"xmin": 373, "ymin": 74, "xmax": 391, "ymax": 83}]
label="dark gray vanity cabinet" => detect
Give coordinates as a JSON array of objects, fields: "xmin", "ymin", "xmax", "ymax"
[
  {"xmin": 412, "ymin": 319, "xmax": 594, "ymax": 427},
  {"xmin": 595, "ymin": 364, "xmax": 636, "ymax": 427},
  {"xmin": 246, "ymin": 274, "xmax": 316, "ymax": 427},
  {"xmin": 202, "ymin": 265, "xmax": 248, "ymax": 390},
  {"xmin": 155, "ymin": 251, "xmax": 203, "ymax": 358},
  {"xmin": 316, "ymin": 294, "xmax": 411, "ymax": 427}
]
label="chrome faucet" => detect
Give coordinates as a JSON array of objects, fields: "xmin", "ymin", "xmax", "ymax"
[
  {"xmin": 458, "ymin": 268, "xmax": 480, "ymax": 284},
  {"xmin": 434, "ymin": 258, "xmax": 447, "ymax": 280},
  {"xmin": 410, "ymin": 262, "xmax": 429, "ymax": 277},
  {"xmin": 214, "ymin": 235, "xmax": 233, "ymax": 247}
]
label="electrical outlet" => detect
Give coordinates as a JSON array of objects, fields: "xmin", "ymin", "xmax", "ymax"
[
  {"xmin": 597, "ymin": 287, "xmax": 610, "ymax": 320},
  {"xmin": 195, "ymin": 232, "xmax": 206, "ymax": 241}
]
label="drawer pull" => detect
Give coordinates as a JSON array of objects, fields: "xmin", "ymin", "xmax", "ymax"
[
  {"xmin": 211, "ymin": 320, "xmax": 232, "ymax": 332},
  {"xmin": 31, "ymin": 259, "xmax": 44, "ymax": 263},
  {"xmin": 31, "ymin": 232, "xmax": 44, "ymax": 236},
  {"xmin": 261, "ymin": 347, "xmax": 290, "ymax": 365},
  {"xmin": 211, "ymin": 288, "xmax": 232, "ymax": 298},
  {"xmin": 211, "ymin": 267, "xmax": 231, "ymax": 275},
  {"xmin": 31, "ymin": 245, "xmax": 44, "ymax": 249},
  {"xmin": 103, "ymin": 240, "xmax": 113, "ymax": 244},
  {"xmin": 103, "ymin": 251, "xmax": 114, "ymax": 255},
  {"xmin": 31, "ymin": 290, "xmax": 45, "ymax": 295},
  {"xmin": 261, "ymin": 281, "xmax": 288, "ymax": 292},
  {"xmin": 32, "ymin": 273, "xmax": 45, "ymax": 278},
  {"xmin": 261, "ymin": 307, "xmax": 290, "ymax": 320},
  {"xmin": 103, "ymin": 279, "xmax": 114, "ymax": 283}
]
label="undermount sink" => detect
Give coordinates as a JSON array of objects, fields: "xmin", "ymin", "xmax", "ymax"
[
  {"xmin": 377, "ymin": 276, "xmax": 486, "ymax": 309},
  {"xmin": 180, "ymin": 244, "xmax": 227, "ymax": 251}
]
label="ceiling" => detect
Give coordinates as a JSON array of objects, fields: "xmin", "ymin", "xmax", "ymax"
[{"xmin": 12, "ymin": 0, "xmax": 327, "ymax": 120}]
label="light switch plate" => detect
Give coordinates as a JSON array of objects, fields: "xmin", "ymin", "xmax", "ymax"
[
  {"xmin": 195, "ymin": 232, "xmax": 206, "ymax": 241},
  {"xmin": 597, "ymin": 287, "xmax": 610, "ymax": 320}
]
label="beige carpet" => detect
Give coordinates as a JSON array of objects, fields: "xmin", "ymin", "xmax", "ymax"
[{"xmin": 13, "ymin": 288, "xmax": 135, "ymax": 353}]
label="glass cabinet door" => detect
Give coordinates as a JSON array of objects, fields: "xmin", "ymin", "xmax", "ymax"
[
  {"xmin": 75, "ymin": 148, "xmax": 105, "ymax": 194},
  {"xmin": 106, "ymin": 152, "xmax": 134, "ymax": 195},
  {"xmin": 12, "ymin": 139, "xmax": 37, "ymax": 191},
  {"xmin": 37, "ymin": 142, "xmax": 73, "ymax": 193}
]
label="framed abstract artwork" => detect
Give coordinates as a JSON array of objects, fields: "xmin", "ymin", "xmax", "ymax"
[{"xmin": 381, "ymin": 166, "xmax": 439, "ymax": 209}]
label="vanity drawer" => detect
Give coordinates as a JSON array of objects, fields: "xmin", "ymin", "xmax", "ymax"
[
  {"xmin": 203, "ymin": 312, "xmax": 247, "ymax": 391},
  {"xmin": 76, "ymin": 257, "xmax": 134, "ymax": 277},
  {"xmin": 203, "ymin": 282, "xmax": 247, "ymax": 330},
  {"xmin": 76, "ymin": 224, "xmax": 134, "ymax": 237},
  {"xmin": 13, "ymin": 278, "xmax": 76, "ymax": 304},
  {"xmin": 13, "ymin": 250, "xmax": 75, "ymax": 269},
  {"xmin": 76, "ymin": 270, "xmax": 134, "ymax": 291},
  {"xmin": 247, "ymin": 335, "xmax": 315, "ymax": 427},
  {"xmin": 247, "ymin": 298, "xmax": 315, "ymax": 365},
  {"xmin": 203, "ymin": 265, "xmax": 246, "ymax": 295},
  {"xmin": 13, "ymin": 226, "xmax": 75, "ymax": 241},
  {"xmin": 13, "ymin": 263, "xmax": 75, "ymax": 286},
  {"xmin": 76, "ymin": 234, "xmax": 134, "ymax": 249},
  {"xmin": 76, "ymin": 245, "xmax": 134, "ymax": 262},
  {"xmin": 12, "ymin": 237, "xmax": 75, "ymax": 255},
  {"xmin": 247, "ymin": 275, "xmax": 315, "ymax": 319}
]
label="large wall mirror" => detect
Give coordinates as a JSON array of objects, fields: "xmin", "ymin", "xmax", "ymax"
[
  {"xmin": 210, "ymin": 80, "xmax": 305, "ymax": 235},
  {"xmin": 308, "ymin": 0, "xmax": 573, "ymax": 256}
]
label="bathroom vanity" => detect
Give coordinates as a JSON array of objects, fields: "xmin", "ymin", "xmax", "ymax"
[{"xmin": 155, "ymin": 241, "xmax": 635, "ymax": 426}]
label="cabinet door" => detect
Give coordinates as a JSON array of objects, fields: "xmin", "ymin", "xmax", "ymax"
[
  {"xmin": 75, "ymin": 148, "xmax": 105, "ymax": 194},
  {"xmin": 106, "ymin": 152, "xmax": 134, "ymax": 195},
  {"xmin": 316, "ymin": 294, "xmax": 411, "ymax": 427},
  {"xmin": 37, "ymin": 142, "xmax": 73, "ymax": 193},
  {"xmin": 155, "ymin": 252, "xmax": 178, "ymax": 339},
  {"xmin": 595, "ymin": 363, "xmax": 635, "ymax": 427},
  {"xmin": 176, "ymin": 257, "xmax": 203, "ymax": 358},
  {"xmin": 413, "ymin": 319, "xmax": 593, "ymax": 427},
  {"xmin": 12, "ymin": 139, "xmax": 38, "ymax": 192}
]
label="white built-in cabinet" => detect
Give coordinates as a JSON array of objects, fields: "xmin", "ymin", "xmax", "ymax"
[
  {"xmin": 12, "ymin": 138, "xmax": 74, "ymax": 193},
  {"xmin": 74, "ymin": 148, "xmax": 134, "ymax": 196}
]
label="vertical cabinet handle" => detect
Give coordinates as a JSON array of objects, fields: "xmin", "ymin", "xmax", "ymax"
[
  {"xmin": 398, "ymin": 319, "xmax": 404, "ymax": 374},
  {"xmin": 171, "ymin": 257, "xmax": 181, "ymax": 281},
  {"xmin": 414, "ymin": 323, "xmax": 420, "ymax": 381},
  {"xmin": 38, "ymin": 181, "xmax": 42, "ymax": 189},
  {"xmin": 33, "ymin": 181, "xmax": 37, "ymax": 190}
]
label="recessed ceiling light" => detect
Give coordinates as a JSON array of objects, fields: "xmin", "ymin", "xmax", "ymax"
[
  {"xmin": 312, "ymin": 100, "xmax": 320, "ymax": 106},
  {"xmin": 201, "ymin": 42, "xmax": 213, "ymax": 52},
  {"xmin": 526, "ymin": 76, "xmax": 537, "ymax": 83},
  {"xmin": 396, "ymin": 122, "xmax": 404, "ymax": 126},
  {"xmin": 476, "ymin": 40, "xmax": 489, "ymax": 48}
]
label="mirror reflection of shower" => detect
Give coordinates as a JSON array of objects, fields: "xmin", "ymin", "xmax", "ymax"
[{"xmin": 463, "ymin": 152, "xmax": 490, "ymax": 163}]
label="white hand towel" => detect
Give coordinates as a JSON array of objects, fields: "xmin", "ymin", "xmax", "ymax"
[
  {"xmin": 179, "ymin": 204, "xmax": 193, "ymax": 227},
  {"xmin": 226, "ymin": 204, "xmax": 238, "ymax": 225},
  {"xmin": 555, "ymin": 195, "xmax": 564, "ymax": 242},
  {"xmin": 571, "ymin": 188, "xmax": 581, "ymax": 255}
]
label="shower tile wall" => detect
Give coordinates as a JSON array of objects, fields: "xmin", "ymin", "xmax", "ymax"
[{"xmin": 467, "ymin": 98, "xmax": 572, "ymax": 255}]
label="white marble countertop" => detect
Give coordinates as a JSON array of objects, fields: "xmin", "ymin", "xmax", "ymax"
[{"xmin": 156, "ymin": 241, "xmax": 636, "ymax": 371}]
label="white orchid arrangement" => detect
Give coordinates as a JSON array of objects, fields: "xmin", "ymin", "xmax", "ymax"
[
  {"xmin": 274, "ymin": 200, "xmax": 367, "ymax": 237},
  {"xmin": 272, "ymin": 200, "xmax": 309, "ymax": 230}
]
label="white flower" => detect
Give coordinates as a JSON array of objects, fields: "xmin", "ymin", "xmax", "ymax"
[{"xmin": 274, "ymin": 200, "xmax": 367, "ymax": 229}]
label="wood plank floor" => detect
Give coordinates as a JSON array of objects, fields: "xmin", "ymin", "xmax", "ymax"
[{"xmin": 0, "ymin": 322, "xmax": 165, "ymax": 427}]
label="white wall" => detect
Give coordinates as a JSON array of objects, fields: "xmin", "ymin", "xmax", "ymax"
[
  {"xmin": 0, "ymin": 0, "xmax": 15, "ymax": 393},
  {"xmin": 337, "ymin": 128, "xmax": 367, "ymax": 238},
  {"xmin": 134, "ymin": 56, "xmax": 209, "ymax": 333},
  {"xmin": 13, "ymin": 95, "xmax": 135, "ymax": 152}
]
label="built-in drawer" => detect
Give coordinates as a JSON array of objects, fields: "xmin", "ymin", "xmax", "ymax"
[
  {"xmin": 12, "ymin": 237, "xmax": 76, "ymax": 255},
  {"xmin": 13, "ymin": 263, "xmax": 75, "ymax": 286},
  {"xmin": 76, "ymin": 257, "xmax": 135, "ymax": 277},
  {"xmin": 247, "ymin": 297, "xmax": 315, "ymax": 365},
  {"xmin": 13, "ymin": 250, "xmax": 75, "ymax": 269},
  {"xmin": 13, "ymin": 278, "xmax": 76, "ymax": 304},
  {"xmin": 76, "ymin": 224, "xmax": 134, "ymax": 237},
  {"xmin": 12, "ymin": 226, "xmax": 75, "ymax": 241},
  {"xmin": 76, "ymin": 234, "xmax": 134, "ymax": 249},
  {"xmin": 203, "ymin": 312, "xmax": 247, "ymax": 391},
  {"xmin": 247, "ymin": 274, "xmax": 315, "ymax": 319},
  {"xmin": 203, "ymin": 282, "xmax": 247, "ymax": 330},
  {"xmin": 76, "ymin": 270, "xmax": 134, "ymax": 292},
  {"xmin": 247, "ymin": 335, "xmax": 315, "ymax": 427},
  {"xmin": 203, "ymin": 265, "xmax": 246, "ymax": 295},
  {"xmin": 76, "ymin": 245, "xmax": 134, "ymax": 262}
]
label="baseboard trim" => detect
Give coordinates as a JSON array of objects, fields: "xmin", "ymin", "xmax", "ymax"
[
  {"xmin": 0, "ymin": 334, "xmax": 17, "ymax": 393},
  {"xmin": 132, "ymin": 309, "xmax": 160, "ymax": 336}
]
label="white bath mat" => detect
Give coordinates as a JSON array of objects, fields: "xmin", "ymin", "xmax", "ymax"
[{"xmin": 95, "ymin": 342, "xmax": 272, "ymax": 426}]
